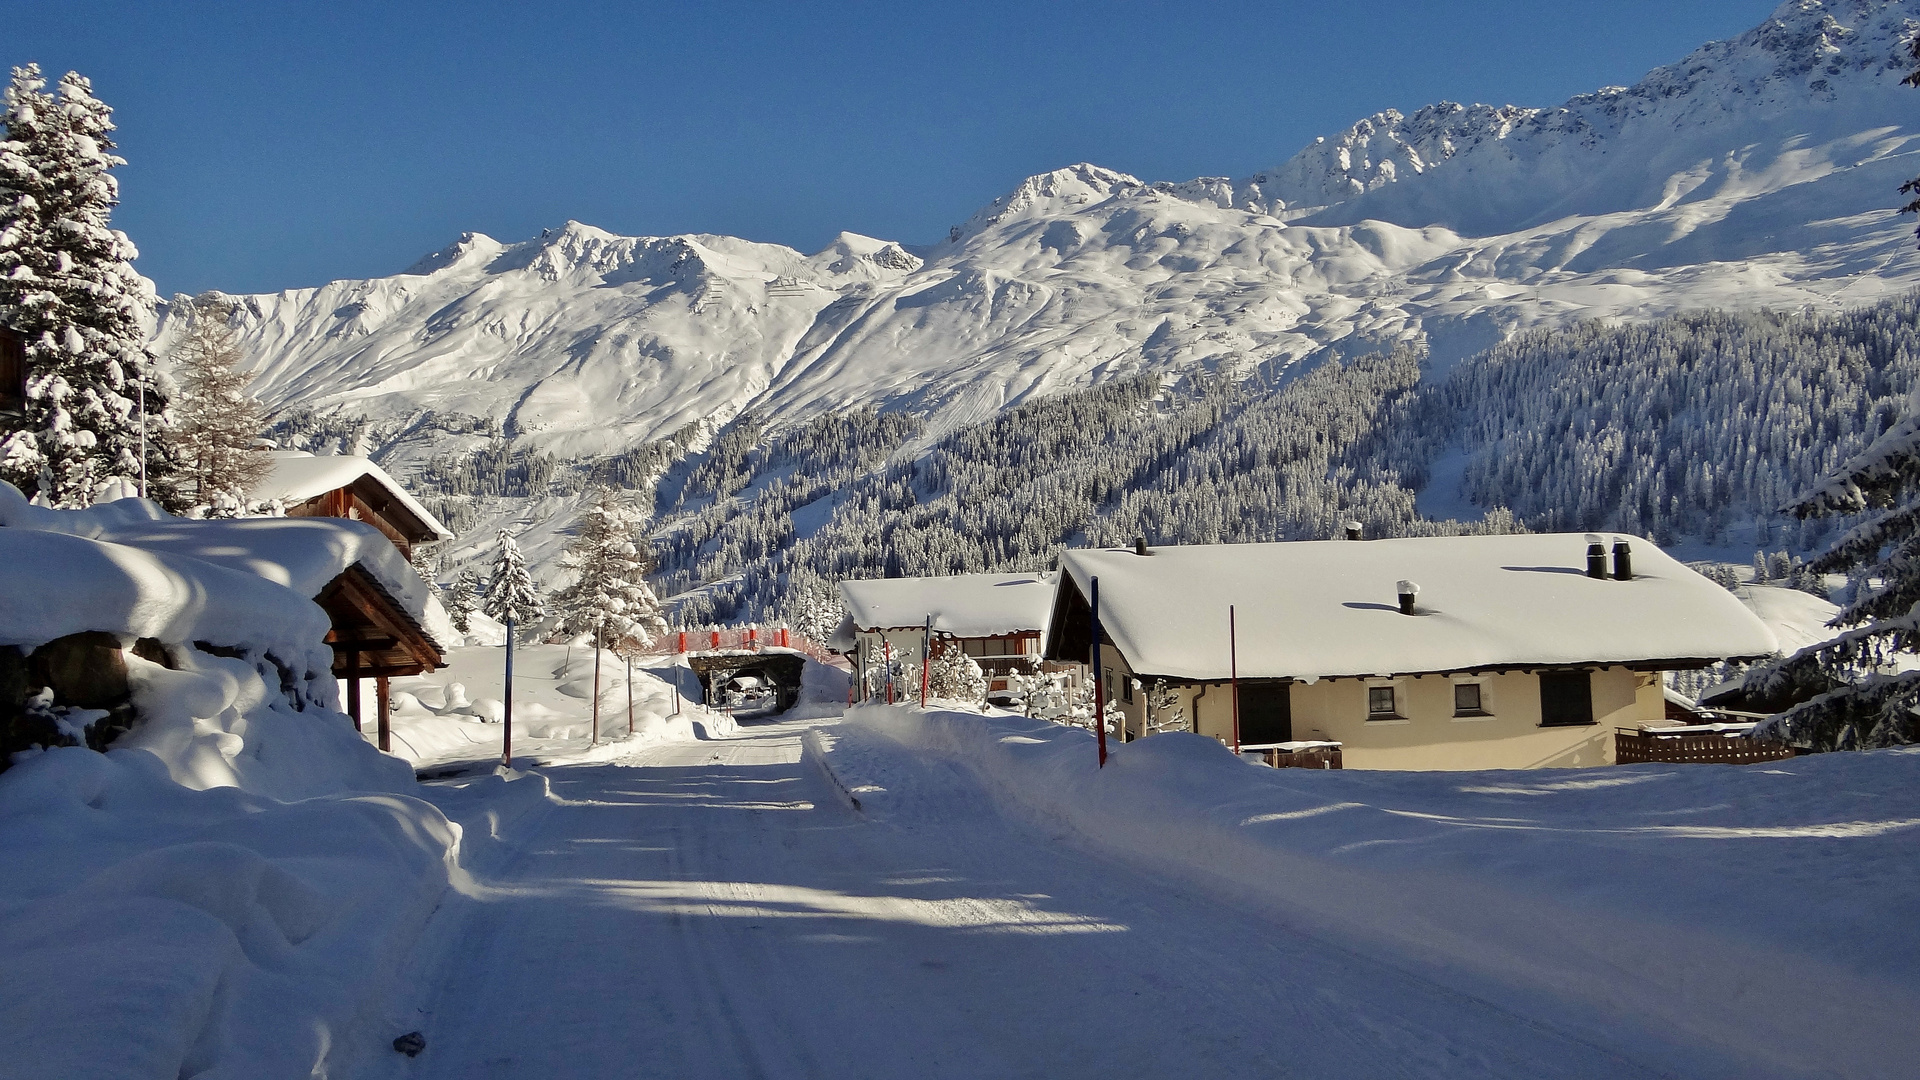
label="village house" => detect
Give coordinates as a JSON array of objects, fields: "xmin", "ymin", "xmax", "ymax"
[
  {"xmin": 1045, "ymin": 534, "xmax": 1779, "ymax": 770},
  {"xmin": 838, "ymin": 572, "xmax": 1063, "ymax": 701}
]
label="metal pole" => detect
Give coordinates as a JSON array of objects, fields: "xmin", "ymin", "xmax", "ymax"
[
  {"xmin": 1230, "ymin": 605, "xmax": 1241, "ymax": 755},
  {"xmin": 885, "ymin": 640, "xmax": 894, "ymax": 704},
  {"xmin": 921, "ymin": 613, "xmax": 932, "ymax": 708},
  {"xmin": 591, "ymin": 622, "xmax": 602, "ymax": 747},
  {"xmin": 627, "ymin": 649, "xmax": 634, "ymax": 736},
  {"xmin": 502, "ymin": 615, "xmax": 514, "ymax": 769},
  {"xmin": 1091, "ymin": 576, "xmax": 1106, "ymax": 768}
]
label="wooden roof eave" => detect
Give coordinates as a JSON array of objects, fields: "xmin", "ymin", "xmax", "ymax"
[{"xmin": 319, "ymin": 564, "xmax": 443, "ymax": 676}]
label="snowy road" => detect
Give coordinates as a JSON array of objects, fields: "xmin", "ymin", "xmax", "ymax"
[{"xmin": 394, "ymin": 716, "xmax": 1759, "ymax": 1079}]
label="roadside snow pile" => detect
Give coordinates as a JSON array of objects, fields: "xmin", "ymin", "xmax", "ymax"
[
  {"xmin": 850, "ymin": 705, "xmax": 1920, "ymax": 1079},
  {"xmin": 386, "ymin": 643, "xmax": 738, "ymax": 769},
  {"xmin": 0, "ymin": 483, "xmax": 481, "ymax": 1077}
]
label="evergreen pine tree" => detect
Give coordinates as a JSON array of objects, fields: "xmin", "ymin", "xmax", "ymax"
[
  {"xmin": 553, "ymin": 489, "xmax": 667, "ymax": 651},
  {"xmin": 481, "ymin": 530, "xmax": 544, "ymax": 638},
  {"xmin": 0, "ymin": 67, "xmax": 171, "ymax": 507},
  {"xmin": 1743, "ymin": 400, "xmax": 1920, "ymax": 750},
  {"xmin": 165, "ymin": 294, "xmax": 267, "ymax": 514}
]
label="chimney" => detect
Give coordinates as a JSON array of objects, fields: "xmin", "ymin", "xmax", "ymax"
[
  {"xmin": 1344, "ymin": 520, "xmax": 1363, "ymax": 541},
  {"xmin": 1396, "ymin": 579, "xmax": 1420, "ymax": 615},
  {"xmin": 1134, "ymin": 536, "xmax": 1151, "ymax": 556},
  {"xmin": 1585, "ymin": 534, "xmax": 1607, "ymax": 579},
  {"xmin": 1612, "ymin": 538, "xmax": 1632, "ymax": 581}
]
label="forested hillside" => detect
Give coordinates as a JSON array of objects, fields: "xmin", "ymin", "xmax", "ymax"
[{"xmin": 655, "ymin": 291, "xmax": 1920, "ymax": 625}]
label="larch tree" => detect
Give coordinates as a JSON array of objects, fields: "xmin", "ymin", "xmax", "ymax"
[
  {"xmin": 445, "ymin": 567, "xmax": 481, "ymax": 634},
  {"xmin": 481, "ymin": 530, "xmax": 544, "ymax": 640},
  {"xmin": 0, "ymin": 66, "xmax": 173, "ymax": 507},
  {"xmin": 553, "ymin": 488, "xmax": 667, "ymax": 653},
  {"xmin": 165, "ymin": 294, "xmax": 268, "ymax": 515}
]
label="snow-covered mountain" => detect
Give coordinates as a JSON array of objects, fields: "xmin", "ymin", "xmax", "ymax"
[{"xmin": 167, "ymin": 0, "xmax": 1920, "ymax": 468}]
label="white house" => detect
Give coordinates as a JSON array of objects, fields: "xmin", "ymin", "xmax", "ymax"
[
  {"xmin": 1045, "ymin": 534, "xmax": 1779, "ymax": 770},
  {"xmin": 838, "ymin": 572, "xmax": 1060, "ymax": 700}
]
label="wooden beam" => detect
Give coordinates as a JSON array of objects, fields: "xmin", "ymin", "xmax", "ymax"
[
  {"xmin": 376, "ymin": 675, "xmax": 391, "ymax": 754},
  {"xmin": 346, "ymin": 650, "xmax": 362, "ymax": 732}
]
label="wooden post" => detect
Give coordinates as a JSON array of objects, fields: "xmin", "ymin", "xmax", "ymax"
[
  {"xmin": 1091, "ymin": 576, "xmax": 1106, "ymax": 768},
  {"xmin": 503, "ymin": 615, "xmax": 514, "ymax": 769},
  {"xmin": 376, "ymin": 675, "xmax": 392, "ymax": 754},
  {"xmin": 1230, "ymin": 605, "xmax": 1241, "ymax": 755},
  {"xmin": 591, "ymin": 622, "xmax": 602, "ymax": 747},
  {"xmin": 921, "ymin": 613, "xmax": 931, "ymax": 708},
  {"xmin": 346, "ymin": 650, "xmax": 362, "ymax": 733},
  {"xmin": 626, "ymin": 650, "xmax": 634, "ymax": 736}
]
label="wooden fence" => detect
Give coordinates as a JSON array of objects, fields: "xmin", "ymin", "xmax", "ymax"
[
  {"xmin": 1615, "ymin": 727, "xmax": 1798, "ymax": 765},
  {"xmin": 1243, "ymin": 743, "xmax": 1344, "ymax": 769}
]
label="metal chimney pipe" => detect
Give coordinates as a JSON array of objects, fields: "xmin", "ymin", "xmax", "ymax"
[
  {"xmin": 1585, "ymin": 534, "xmax": 1607, "ymax": 579},
  {"xmin": 1612, "ymin": 539, "xmax": 1633, "ymax": 581},
  {"xmin": 1396, "ymin": 579, "xmax": 1420, "ymax": 615},
  {"xmin": 1345, "ymin": 520, "xmax": 1363, "ymax": 541}
]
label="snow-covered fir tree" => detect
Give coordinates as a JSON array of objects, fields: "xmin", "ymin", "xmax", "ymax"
[
  {"xmin": 481, "ymin": 530, "xmax": 544, "ymax": 638},
  {"xmin": 164, "ymin": 294, "xmax": 267, "ymax": 515},
  {"xmin": 553, "ymin": 488, "xmax": 667, "ymax": 651},
  {"xmin": 444, "ymin": 567, "xmax": 481, "ymax": 634},
  {"xmin": 0, "ymin": 66, "xmax": 172, "ymax": 507},
  {"xmin": 1742, "ymin": 394, "xmax": 1920, "ymax": 751}
]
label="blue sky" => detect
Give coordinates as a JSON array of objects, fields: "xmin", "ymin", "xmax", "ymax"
[{"xmin": 16, "ymin": 1, "xmax": 1777, "ymax": 297}]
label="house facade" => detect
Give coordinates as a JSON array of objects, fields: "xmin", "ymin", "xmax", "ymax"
[
  {"xmin": 1046, "ymin": 534, "xmax": 1779, "ymax": 770},
  {"xmin": 838, "ymin": 572, "xmax": 1061, "ymax": 701}
]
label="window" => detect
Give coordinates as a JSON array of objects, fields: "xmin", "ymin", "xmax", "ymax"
[
  {"xmin": 1368, "ymin": 685, "xmax": 1397, "ymax": 717},
  {"xmin": 1538, "ymin": 671, "xmax": 1595, "ymax": 726},
  {"xmin": 1453, "ymin": 682, "xmax": 1489, "ymax": 717},
  {"xmin": 1122, "ymin": 677, "xmax": 1134, "ymax": 703}
]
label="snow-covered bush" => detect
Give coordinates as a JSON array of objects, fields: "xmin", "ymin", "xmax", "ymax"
[{"xmin": 926, "ymin": 644, "xmax": 987, "ymax": 707}]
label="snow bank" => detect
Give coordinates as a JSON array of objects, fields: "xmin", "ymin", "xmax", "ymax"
[
  {"xmin": 0, "ymin": 481, "xmax": 500, "ymax": 1076},
  {"xmin": 848, "ymin": 705, "xmax": 1920, "ymax": 1079}
]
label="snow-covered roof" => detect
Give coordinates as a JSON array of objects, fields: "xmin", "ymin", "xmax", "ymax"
[
  {"xmin": 0, "ymin": 483, "xmax": 457, "ymax": 652},
  {"xmin": 253, "ymin": 451, "xmax": 453, "ymax": 541},
  {"xmin": 1056, "ymin": 535, "xmax": 1778, "ymax": 681},
  {"xmin": 840, "ymin": 572, "xmax": 1056, "ymax": 642}
]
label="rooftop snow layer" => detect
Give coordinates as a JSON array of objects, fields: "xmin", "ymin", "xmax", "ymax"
[
  {"xmin": 254, "ymin": 451, "xmax": 454, "ymax": 540},
  {"xmin": 840, "ymin": 572, "xmax": 1056, "ymax": 642},
  {"xmin": 0, "ymin": 482, "xmax": 457, "ymax": 652},
  {"xmin": 1058, "ymin": 534, "xmax": 1778, "ymax": 680}
]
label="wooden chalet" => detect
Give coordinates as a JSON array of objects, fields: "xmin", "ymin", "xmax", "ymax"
[
  {"xmin": 319, "ymin": 562, "xmax": 445, "ymax": 748},
  {"xmin": 255, "ymin": 451, "xmax": 453, "ymax": 559}
]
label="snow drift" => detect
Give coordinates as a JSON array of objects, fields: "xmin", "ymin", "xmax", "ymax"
[{"xmin": 846, "ymin": 703, "xmax": 1920, "ymax": 1079}]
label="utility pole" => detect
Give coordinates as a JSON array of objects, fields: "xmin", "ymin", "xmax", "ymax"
[{"xmin": 502, "ymin": 616, "xmax": 515, "ymax": 769}]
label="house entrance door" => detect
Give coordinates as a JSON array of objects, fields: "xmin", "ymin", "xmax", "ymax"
[{"xmin": 1238, "ymin": 682, "xmax": 1292, "ymax": 744}]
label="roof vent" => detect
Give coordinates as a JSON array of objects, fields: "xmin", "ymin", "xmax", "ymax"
[
  {"xmin": 1345, "ymin": 520, "xmax": 1363, "ymax": 541},
  {"xmin": 1612, "ymin": 538, "xmax": 1633, "ymax": 581},
  {"xmin": 1584, "ymin": 534, "xmax": 1607, "ymax": 579},
  {"xmin": 1396, "ymin": 579, "xmax": 1420, "ymax": 615},
  {"xmin": 1134, "ymin": 536, "xmax": 1152, "ymax": 556}
]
